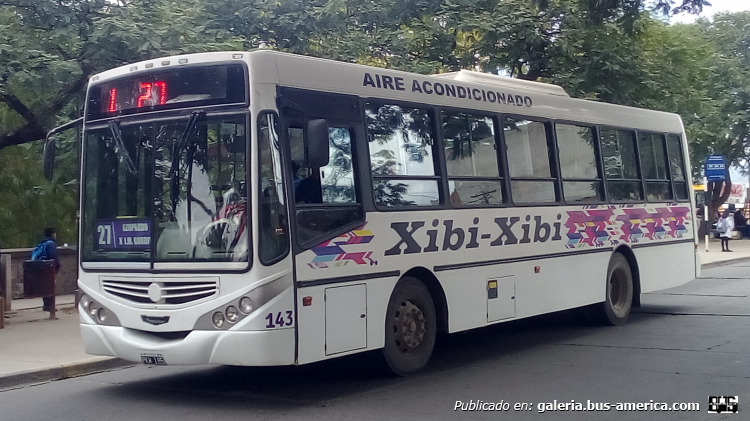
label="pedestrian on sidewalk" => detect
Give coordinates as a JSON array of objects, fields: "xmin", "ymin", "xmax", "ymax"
[
  {"xmin": 31, "ymin": 227, "xmax": 60, "ymax": 311},
  {"xmin": 718, "ymin": 209, "xmax": 735, "ymax": 252},
  {"xmin": 733, "ymin": 209, "xmax": 749, "ymax": 239}
]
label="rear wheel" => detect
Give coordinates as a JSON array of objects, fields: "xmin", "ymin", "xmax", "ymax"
[
  {"xmin": 382, "ymin": 277, "xmax": 436, "ymax": 376},
  {"xmin": 595, "ymin": 253, "xmax": 633, "ymax": 325}
]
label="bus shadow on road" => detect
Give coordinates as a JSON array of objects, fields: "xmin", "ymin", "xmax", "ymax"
[{"xmin": 106, "ymin": 309, "xmax": 668, "ymax": 408}]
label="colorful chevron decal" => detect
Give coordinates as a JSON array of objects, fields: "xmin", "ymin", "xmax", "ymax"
[
  {"xmin": 308, "ymin": 223, "xmax": 377, "ymax": 268},
  {"xmin": 565, "ymin": 205, "xmax": 691, "ymax": 248}
]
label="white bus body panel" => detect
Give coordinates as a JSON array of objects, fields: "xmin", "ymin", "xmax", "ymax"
[
  {"xmin": 78, "ymin": 269, "xmax": 297, "ymax": 366},
  {"xmin": 635, "ymin": 242, "xmax": 696, "ymax": 293},
  {"xmin": 295, "ymin": 203, "xmax": 694, "ymax": 361},
  {"xmin": 81, "ymin": 325, "xmax": 295, "ymax": 366},
  {"xmin": 81, "ymin": 51, "xmax": 698, "ymax": 368}
]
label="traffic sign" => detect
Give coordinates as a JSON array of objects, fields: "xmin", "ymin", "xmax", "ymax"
[{"xmin": 705, "ymin": 155, "xmax": 726, "ymax": 181}]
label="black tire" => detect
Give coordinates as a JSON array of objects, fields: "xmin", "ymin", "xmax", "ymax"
[
  {"xmin": 593, "ymin": 253, "xmax": 634, "ymax": 326},
  {"xmin": 382, "ymin": 277, "xmax": 436, "ymax": 376}
]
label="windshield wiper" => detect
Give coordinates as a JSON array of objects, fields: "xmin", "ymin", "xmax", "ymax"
[
  {"xmin": 168, "ymin": 111, "xmax": 205, "ymax": 181},
  {"xmin": 169, "ymin": 111, "xmax": 206, "ymax": 217},
  {"xmin": 108, "ymin": 120, "xmax": 138, "ymax": 175}
]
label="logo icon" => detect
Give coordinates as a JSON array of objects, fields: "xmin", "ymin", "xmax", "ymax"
[
  {"xmin": 708, "ymin": 396, "xmax": 738, "ymax": 413},
  {"xmin": 147, "ymin": 283, "xmax": 163, "ymax": 303},
  {"xmin": 141, "ymin": 315, "xmax": 170, "ymax": 326}
]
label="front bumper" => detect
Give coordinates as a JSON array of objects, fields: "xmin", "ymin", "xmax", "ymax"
[{"xmin": 81, "ymin": 324, "xmax": 296, "ymax": 366}]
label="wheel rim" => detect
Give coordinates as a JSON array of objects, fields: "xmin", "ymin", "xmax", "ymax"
[
  {"xmin": 392, "ymin": 299, "xmax": 426, "ymax": 355},
  {"xmin": 609, "ymin": 268, "xmax": 629, "ymax": 318}
]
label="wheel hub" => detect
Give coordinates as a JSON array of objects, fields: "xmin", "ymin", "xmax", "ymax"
[{"xmin": 393, "ymin": 300, "xmax": 426, "ymax": 354}]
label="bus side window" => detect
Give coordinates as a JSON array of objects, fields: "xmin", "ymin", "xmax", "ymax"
[
  {"xmin": 556, "ymin": 123, "xmax": 603, "ymax": 203},
  {"xmin": 366, "ymin": 103, "xmax": 441, "ymax": 207},
  {"xmin": 600, "ymin": 127, "xmax": 642, "ymax": 201},
  {"xmin": 503, "ymin": 117, "xmax": 558, "ymax": 203},
  {"xmin": 292, "ymin": 126, "xmax": 362, "ymax": 247},
  {"xmin": 666, "ymin": 134, "xmax": 689, "ymax": 201},
  {"xmin": 441, "ymin": 111, "xmax": 504, "ymax": 206},
  {"xmin": 638, "ymin": 132, "xmax": 672, "ymax": 202}
]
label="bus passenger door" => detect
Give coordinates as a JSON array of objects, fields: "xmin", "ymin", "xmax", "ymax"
[
  {"xmin": 277, "ymin": 87, "xmax": 368, "ymax": 362},
  {"xmin": 276, "ymin": 87, "xmax": 365, "ymax": 259}
]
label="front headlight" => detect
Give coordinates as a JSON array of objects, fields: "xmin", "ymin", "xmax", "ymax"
[
  {"xmin": 80, "ymin": 294, "xmax": 121, "ymax": 326},
  {"xmin": 194, "ymin": 277, "xmax": 289, "ymax": 330},
  {"xmin": 97, "ymin": 308, "xmax": 108, "ymax": 323},
  {"xmin": 239, "ymin": 297, "xmax": 254, "ymax": 314},
  {"xmin": 212, "ymin": 312, "xmax": 225, "ymax": 329},
  {"xmin": 225, "ymin": 306, "xmax": 239, "ymax": 323}
]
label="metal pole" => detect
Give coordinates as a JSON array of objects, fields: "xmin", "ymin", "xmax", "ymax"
[
  {"xmin": 1, "ymin": 254, "xmax": 10, "ymax": 311},
  {"xmin": 705, "ymin": 203, "xmax": 709, "ymax": 252}
]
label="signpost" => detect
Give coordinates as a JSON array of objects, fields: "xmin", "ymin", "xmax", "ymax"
[
  {"xmin": 705, "ymin": 155, "xmax": 726, "ymax": 181},
  {"xmin": 704, "ymin": 155, "xmax": 727, "ymax": 252}
]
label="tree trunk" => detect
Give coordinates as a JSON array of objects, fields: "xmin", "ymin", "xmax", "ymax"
[{"xmin": 707, "ymin": 167, "xmax": 732, "ymax": 227}]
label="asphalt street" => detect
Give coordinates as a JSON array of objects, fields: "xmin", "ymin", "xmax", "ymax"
[{"xmin": 0, "ymin": 263, "xmax": 747, "ymax": 421}]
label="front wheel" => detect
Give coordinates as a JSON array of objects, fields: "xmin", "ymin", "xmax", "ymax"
[
  {"xmin": 382, "ymin": 277, "xmax": 436, "ymax": 376},
  {"xmin": 596, "ymin": 253, "xmax": 634, "ymax": 326}
]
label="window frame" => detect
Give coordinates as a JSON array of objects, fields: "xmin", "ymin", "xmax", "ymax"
[
  {"xmin": 665, "ymin": 133, "xmax": 690, "ymax": 203},
  {"xmin": 356, "ymin": 96, "xmax": 690, "ymax": 210},
  {"xmin": 364, "ymin": 99, "xmax": 445, "ymax": 211},
  {"xmin": 500, "ymin": 113, "xmax": 561, "ymax": 206},
  {"xmin": 637, "ymin": 130, "xmax": 674, "ymax": 202},
  {"xmin": 439, "ymin": 107, "xmax": 507, "ymax": 208},
  {"xmin": 80, "ymin": 110, "xmax": 253, "ymax": 272},
  {"xmin": 257, "ymin": 110, "xmax": 290, "ymax": 266},
  {"xmin": 598, "ymin": 125, "xmax": 644, "ymax": 203},
  {"xmin": 275, "ymin": 86, "xmax": 367, "ymax": 253},
  {"xmin": 553, "ymin": 120, "xmax": 606, "ymax": 205},
  {"xmin": 286, "ymin": 122, "xmax": 366, "ymax": 251}
]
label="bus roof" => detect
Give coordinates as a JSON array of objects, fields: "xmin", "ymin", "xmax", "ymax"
[{"xmin": 89, "ymin": 50, "xmax": 686, "ymax": 134}]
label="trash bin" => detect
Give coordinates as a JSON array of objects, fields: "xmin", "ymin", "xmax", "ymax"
[{"xmin": 23, "ymin": 260, "xmax": 56, "ymax": 298}]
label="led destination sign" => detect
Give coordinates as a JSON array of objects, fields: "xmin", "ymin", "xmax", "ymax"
[{"xmin": 87, "ymin": 64, "xmax": 246, "ymax": 120}]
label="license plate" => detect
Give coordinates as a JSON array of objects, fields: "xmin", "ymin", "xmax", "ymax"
[{"xmin": 141, "ymin": 353, "xmax": 166, "ymax": 365}]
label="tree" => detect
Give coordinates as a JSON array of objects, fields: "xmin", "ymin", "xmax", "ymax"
[
  {"xmin": 0, "ymin": 0, "xmax": 731, "ymax": 247},
  {"xmin": 687, "ymin": 13, "xmax": 750, "ymax": 218},
  {"xmin": 0, "ymin": 0, "xmax": 242, "ymax": 246},
  {"xmin": 0, "ymin": 0, "xmax": 243, "ymax": 150}
]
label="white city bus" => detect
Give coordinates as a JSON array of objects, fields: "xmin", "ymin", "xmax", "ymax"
[{"xmin": 48, "ymin": 50, "xmax": 698, "ymax": 375}]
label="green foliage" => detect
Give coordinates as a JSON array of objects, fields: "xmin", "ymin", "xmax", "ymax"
[
  {"xmin": 0, "ymin": 0, "xmax": 743, "ymax": 247},
  {"xmin": 692, "ymin": 12, "xmax": 750, "ymax": 172},
  {"xmin": 0, "ymin": 143, "xmax": 77, "ymax": 248}
]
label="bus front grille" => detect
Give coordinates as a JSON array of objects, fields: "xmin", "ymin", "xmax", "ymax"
[{"xmin": 101, "ymin": 278, "xmax": 219, "ymax": 305}]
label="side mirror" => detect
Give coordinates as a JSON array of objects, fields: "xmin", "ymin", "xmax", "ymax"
[
  {"xmin": 43, "ymin": 137, "xmax": 56, "ymax": 181},
  {"xmin": 42, "ymin": 117, "xmax": 83, "ymax": 181},
  {"xmin": 305, "ymin": 119, "xmax": 329, "ymax": 168}
]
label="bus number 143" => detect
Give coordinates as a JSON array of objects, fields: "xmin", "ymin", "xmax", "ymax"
[{"xmin": 265, "ymin": 311, "xmax": 293, "ymax": 328}]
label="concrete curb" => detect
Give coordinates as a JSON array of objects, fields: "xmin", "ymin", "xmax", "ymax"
[
  {"xmin": 701, "ymin": 256, "xmax": 750, "ymax": 270},
  {"xmin": 0, "ymin": 357, "xmax": 133, "ymax": 390}
]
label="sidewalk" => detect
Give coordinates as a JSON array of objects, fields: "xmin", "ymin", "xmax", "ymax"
[
  {"xmin": 698, "ymin": 235, "xmax": 750, "ymax": 268},
  {"xmin": 2, "ymin": 241, "xmax": 750, "ymax": 390},
  {"xmin": 0, "ymin": 295, "xmax": 132, "ymax": 389}
]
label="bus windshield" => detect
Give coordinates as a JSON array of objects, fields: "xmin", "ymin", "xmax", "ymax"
[{"xmin": 81, "ymin": 114, "xmax": 249, "ymax": 266}]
